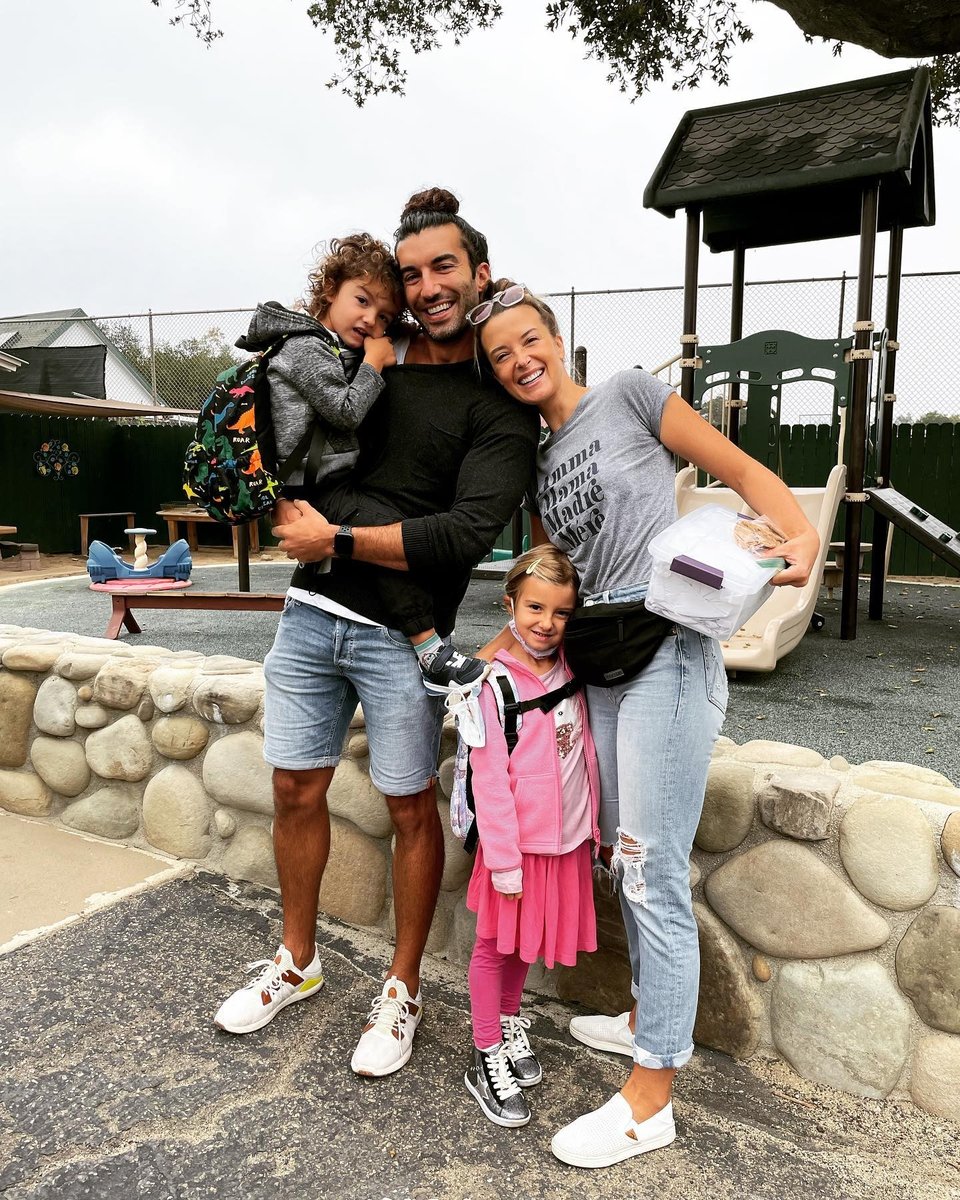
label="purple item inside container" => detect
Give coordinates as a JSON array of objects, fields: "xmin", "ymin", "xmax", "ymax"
[{"xmin": 670, "ymin": 555, "xmax": 724, "ymax": 590}]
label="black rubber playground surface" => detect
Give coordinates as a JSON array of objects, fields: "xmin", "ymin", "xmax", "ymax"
[{"xmin": 4, "ymin": 566, "xmax": 959, "ymax": 783}]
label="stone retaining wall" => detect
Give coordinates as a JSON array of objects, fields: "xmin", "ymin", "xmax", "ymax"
[{"xmin": 2, "ymin": 623, "xmax": 959, "ymax": 1122}]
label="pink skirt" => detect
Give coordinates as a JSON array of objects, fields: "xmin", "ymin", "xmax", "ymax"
[{"xmin": 466, "ymin": 840, "xmax": 597, "ymax": 969}]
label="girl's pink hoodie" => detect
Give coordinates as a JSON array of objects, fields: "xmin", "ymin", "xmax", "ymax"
[{"xmin": 469, "ymin": 649, "xmax": 601, "ymax": 877}]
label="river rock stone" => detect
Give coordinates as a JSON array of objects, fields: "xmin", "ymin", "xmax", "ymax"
[
  {"xmin": 704, "ymin": 841, "xmax": 890, "ymax": 958},
  {"xmin": 152, "ymin": 716, "xmax": 209, "ymax": 761},
  {"xmin": 2, "ymin": 640, "xmax": 70, "ymax": 672},
  {"xmin": 33, "ymin": 677, "xmax": 78, "ymax": 736},
  {"xmin": 0, "ymin": 673, "xmax": 35, "ymax": 767},
  {"xmin": 149, "ymin": 664, "xmax": 200, "ymax": 714},
  {"xmin": 437, "ymin": 755, "xmax": 455, "ymax": 801},
  {"xmin": 197, "ymin": 656, "xmax": 259, "ymax": 675},
  {"xmin": 829, "ymin": 755, "xmax": 851, "ymax": 771},
  {"xmin": 896, "ymin": 907, "xmax": 960, "ymax": 1033},
  {"xmin": 689, "ymin": 860, "xmax": 702, "ymax": 889},
  {"xmin": 85, "ymin": 714, "xmax": 153, "ymax": 781},
  {"xmin": 851, "ymin": 761, "xmax": 960, "ymax": 808},
  {"xmin": 222, "ymin": 823, "xmax": 278, "ymax": 887},
  {"xmin": 757, "ymin": 770, "xmax": 839, "ymax": 840},
  {"xmin": 557, "ymin": 947, "xmax": 633, "ymax": 1015},
  {"xmin": 693, "ymin": 902, "xmax": 762, "ymax": 1059},
  {"xmin": 346, "ymin": 733, "xmax": 369, "ymax": 760},
  {"xmin": 439, "ymin": 798, "xmax": 473, "ymax": 892},
  {"xmin": 940, "ymin": 812, "xmax": 960, "ymax": 878},
  {"xmin": 695, "ymin": 761, "xmax": 756, "ymax": 852},
  {"xmin": 214, "ymin": 807, "xmax": 238, "ymax": 838},
  {"xmin": 75, "ymin": 704, "xmax": 111, "ymax": 730},
  {"xmin": 61, "ymin": 786, "xmax": 140, "ymax": 839},
  {"xmin": 142, "ymin": 764, "xmax": 212, "ymax": 858},
  {"xmin": 192, "ymin": 674, "xmax": 264, "ymax": 725},
  {"xmin": 910, "ymin": 1032, "xmax": 960, "ymax": 1123},
  {"xmin": 202, "ymin": 732, "xmax": 273, "ymax": 814},
  {"xmin": 752, "ymin": 954, "xmax": 772, "ymax": 983},
  {"xmin": 839, "ymin": 794, "xmax": 939, "ymax": 910},
  {"xmin": 712, "ymin": 736, "xmax": 738, "ymax": 758},
  {"xmin": 317, "ymin": 817, "xmax": 386, "ymax": 926},
  {"xmin": 734, "ymin": 740, "xmax": 825, "ymax": 768},
  {"xmin": 55, "ymin": 650, "xmax": 114, "ymax": 681},
  {"xmin": 326, "ymin": 760, "xmax": 392, "ymax": 839},
  {"xmin": 29, "ymin": 737, "xmax": 90, "ymax": 797},
  {"xmin": 771, "ymin": 960, "xmax": 911, "ymax": 1099},
  {"xmin": 137, "ymin": 697, "xmax": 155, "ymax": 722},
  {"xmin": 0, "ymin": 770, "xmax": 52, "ymax": 816},
  {"xmin": 93, "ymin": 659, "xmax": 155, "ymax": 711},
  {"xmin": 77, "ymin": 686, "xmax": 93, "ymax": 702}
]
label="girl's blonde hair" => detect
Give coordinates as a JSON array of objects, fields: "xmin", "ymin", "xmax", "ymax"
[{"xmin": 503, "ymin": 544, "xmax": 578, "ymax": 603}]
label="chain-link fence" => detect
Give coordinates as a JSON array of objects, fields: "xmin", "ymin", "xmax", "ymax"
[{"xmin": 2, "ymin": 272, "xmax": 958, "ymax": 420}]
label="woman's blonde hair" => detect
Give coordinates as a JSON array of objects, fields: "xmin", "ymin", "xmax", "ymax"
[{"xmin": 503, "ymin": 544, "xmax": 578, "ymax": 604}]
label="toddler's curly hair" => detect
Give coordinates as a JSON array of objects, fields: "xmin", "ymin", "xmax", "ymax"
[{"xmin": 303, "ymin": 233, "xmax": 404, "ymax": 320}]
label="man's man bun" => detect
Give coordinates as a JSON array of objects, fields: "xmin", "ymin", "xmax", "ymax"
[{"xmin": 400, "ymin": 188, "xmax": 460, "ymax": 221}]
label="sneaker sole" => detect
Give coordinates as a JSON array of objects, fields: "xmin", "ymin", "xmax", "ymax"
[
  {"xmin": 464, "ymin": 1073, "xmax": 531, "ymax": 1127},
  {"xmin": 551, "ymin": 1126, "xmax": 676, "ymax": 1168},
  {"xmin": 513, "ymin": 1069, "xmax": 543, "ymax": 1088},
  {"xmin": 214, "ymin": 976, "xmax": 324, "ymax": 1034},
  {"xmin": 568, "ymin": 1024, "xmax": 634, "ymax": 1058}
]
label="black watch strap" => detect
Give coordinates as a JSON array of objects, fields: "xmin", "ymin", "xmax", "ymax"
[{"xmin": 333, "ymin": 524, "xmax": 355, "ymax": 558}]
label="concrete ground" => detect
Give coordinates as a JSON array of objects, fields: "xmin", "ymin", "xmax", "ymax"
[
  {"xmin": 2, "ymin": 869, "xmax": 959, "ymax": 1200},
  {"xmin": 2, "ymin": 565, "xmax": 959, "ymax": 1197}
]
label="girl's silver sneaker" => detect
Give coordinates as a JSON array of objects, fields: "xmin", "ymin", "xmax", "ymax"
[{"xmin": 465, "ymin": 1042, "xmax": 531, "ymax": 1127}]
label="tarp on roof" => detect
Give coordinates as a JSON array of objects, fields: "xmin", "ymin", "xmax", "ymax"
[
  {"xmin": 3, "ymin": 346, "xmax": 107, "ymax": 399},
  {"xmin": 644, "ymin": 68, "xmax": 935, "ymax": 252},
  {"xmin": 0, "ymin": 389, "xmax": 197, "ymax": 420}
]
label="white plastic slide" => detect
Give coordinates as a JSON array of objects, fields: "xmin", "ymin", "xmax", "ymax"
[{"xmin": 673, "ymin": 464, "xmax": 846, "ymax": 672}]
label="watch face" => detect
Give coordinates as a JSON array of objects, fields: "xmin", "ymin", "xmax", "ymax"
[{"xmin": 334, "ymin": 525, "xmax": 354, "ymax": 557}]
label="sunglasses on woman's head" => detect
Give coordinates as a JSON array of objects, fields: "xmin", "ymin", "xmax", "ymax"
[{"xmin": 466, "ymin": 284, "xmax": 527, "ymax": 327}]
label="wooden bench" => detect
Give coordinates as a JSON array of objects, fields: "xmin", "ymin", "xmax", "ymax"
[
  {"xmin": 93, "ymin": 587, "xmax": 286, "ymax": 640},
  {"xmin": 158, "ymin": 508, "xmax": 260, "ymax": 557},
  {"xmin": 79, "ymin": 512, "xmax": 137, "ymax": 555}
]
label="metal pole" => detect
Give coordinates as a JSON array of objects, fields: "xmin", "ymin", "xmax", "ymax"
[
  {"xmin": 573, "ymin": 346, "xmax": 587, "ymax": 386},
  {"xmin": 868, "ymin": 225, "xmax": 903, "ymax": 621},
  {"xmin": 680, "ymin": 207, "xmax": 701, "ymax": 407},
  {"xmin": 569, "ymin": 287, "xmax": 575, "ymax": 367},
  {"xmin": 840, "ymin": 184, "xmax": 879, "ymax": 641},
  {"xmin": 237, "ymin": 523, "xmax": 250, "ymax": 592},
  {"xmin": 837, "ymin": 271, "xmax": 847, "ymax": 340},
  {"xmin": 147, "ymin": 309, "xmax": 159, "ymax": 404},
  {"xmin": 728, "ymin": 241, "xmax": 746, "ymax": 446}
]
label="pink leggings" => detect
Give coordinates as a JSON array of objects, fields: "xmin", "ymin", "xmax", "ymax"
[{"xmin": 468, "ymin": 934, "xmax": 530, "ymax": 1049}]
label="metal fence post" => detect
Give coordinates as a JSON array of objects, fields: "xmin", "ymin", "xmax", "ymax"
[
  {"xmin": 147, "ymin": 308, "xmax": 159, "ymax": 404},
  {"xmin": 569, "ymin": 287, "xmax": 576, "ymax": 366},
  {"xmin": 573, "ymin": 346, "xmax": 587, "ymax": 386}
]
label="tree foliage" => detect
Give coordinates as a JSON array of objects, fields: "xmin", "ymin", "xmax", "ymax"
[
  {"xmin": 149, "ymin": 0, "xmax": 959, "ymax": 124},
  {"xmin": 100, "ymin": 321, "xmax": 240, "ymax": 410}
]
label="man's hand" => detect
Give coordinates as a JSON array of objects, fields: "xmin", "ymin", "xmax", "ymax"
[
  {"xmin": 274, "ymin": 500, "xmax": 337, "ymax": 562},
  {"xmin": 363, "ymin": 335, "xmax": 396, "ymax": 373}
]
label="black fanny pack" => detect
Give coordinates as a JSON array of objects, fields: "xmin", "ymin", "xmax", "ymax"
[{"xmin": 563, "ymin": 600, "xmax": 674, "ymax": 688}]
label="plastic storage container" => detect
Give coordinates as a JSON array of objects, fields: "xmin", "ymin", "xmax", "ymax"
[{"xmin": 645, "ymin": 505, "xmax": 786, "ymax": 639}]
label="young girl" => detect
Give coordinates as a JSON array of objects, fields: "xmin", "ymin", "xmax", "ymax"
[
  {"xmin": 464, "ymin": 545, "xmax": 600, "ymax": 1128},
  {"xmin": 240, "ymin": 233, "xmax": 487, "ymax": 695}
]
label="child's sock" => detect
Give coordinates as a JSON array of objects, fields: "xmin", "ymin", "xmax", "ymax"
[{"xmin": 413, "ymin": 632, "xmax": 444, "ymax": 668}]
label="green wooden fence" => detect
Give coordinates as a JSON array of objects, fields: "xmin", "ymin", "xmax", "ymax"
[{"xmin": 1, "ymin": 412, "xmax": 956, "ymax": 577}]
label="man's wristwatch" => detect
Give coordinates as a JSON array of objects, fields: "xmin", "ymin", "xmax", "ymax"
[{"xmin": 333, "ymin": 523, "xmax": 355, "ymax": 559}]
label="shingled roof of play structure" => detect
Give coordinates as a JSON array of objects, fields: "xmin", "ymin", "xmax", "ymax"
[{"xmin": 644, "ymin": 67, "xmax": 935, "ymax": 252}]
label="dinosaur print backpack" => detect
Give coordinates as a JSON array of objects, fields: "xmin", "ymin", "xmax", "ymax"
[{"xmin": 182, "ymin": 335, "xmax": 323, "ymax": 525}]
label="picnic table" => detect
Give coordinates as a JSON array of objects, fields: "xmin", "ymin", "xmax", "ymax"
[
  {"xmin": 157, "ymin": 507, "xmax": 260, "ymax": 558},
  {"xmin": 78, "ymin": 512, "xmax": 136, "ymax": 556}
]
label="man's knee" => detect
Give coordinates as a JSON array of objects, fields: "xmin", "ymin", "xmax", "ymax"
[
  {"xmin": 273, "ymin": 766, "xmax": 333, "ymax": 818},
  {"xmin": 387, "ymin": 782, "xmax": 440, "ymax": 837}
]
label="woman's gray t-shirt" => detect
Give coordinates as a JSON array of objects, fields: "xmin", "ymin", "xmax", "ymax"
[{"xmin": 532, "ymin": 369, "xmax": 677, "ymax": 596}]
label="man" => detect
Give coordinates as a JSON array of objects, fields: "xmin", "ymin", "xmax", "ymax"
[{"xmin": 214, "ymin": 189, "xmax": 540, "ymax": 1078}]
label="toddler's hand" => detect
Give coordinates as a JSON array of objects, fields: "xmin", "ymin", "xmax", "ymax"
[
  {"xmin": 272, "ymin": 498, "xmax": 302, "ymax": 528},
  {"xmin": 363, "ymin": 335, "xmax": 396, "ymax": 373}
]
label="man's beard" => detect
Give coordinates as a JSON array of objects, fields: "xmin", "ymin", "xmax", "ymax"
[{"xmin": 416, "ymin": 285, "xmax": 478, "ymax": 343}]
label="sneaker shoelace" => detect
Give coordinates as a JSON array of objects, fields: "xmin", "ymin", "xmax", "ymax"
[
  {"xmin": 484, "ymin": 1044, "xmax": 522, "ymax": 1100},
  {"xmin": 500, "ymin": 1015, "xmax": 533, "ymax": 1064},
  {"xmin": 367, "ymin": 991, "xmax": 409, "ymax": 1037},
  {"xmin": 243, "ymin": 957, "xmax": 288, "ymax": 996}
]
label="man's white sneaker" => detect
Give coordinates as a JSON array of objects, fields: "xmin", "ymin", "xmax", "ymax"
[
  {"xmin": 551, "ymin": 1094, "xmax": 676, "ymax": 1168},
  {"xmin": 350, "ymin": 976, "xmax": 423, "ymax": 1077},
  {"xmin": 568, "ymin": 1011, "xmax": 634, "ymax": 1057},
  {"xmin": 214, "ymin": 944, "xmax": 324, "ymax": 1034}
]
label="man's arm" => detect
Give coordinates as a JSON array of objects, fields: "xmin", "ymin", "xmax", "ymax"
[{"xmin": 274, "ymin": 505, "xmax": 407, "ymax": 569}]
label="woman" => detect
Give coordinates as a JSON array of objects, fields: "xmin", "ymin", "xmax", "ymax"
[{"xmin": 471, "ymin": 282, "xmax": 819, "ymax": 1169}]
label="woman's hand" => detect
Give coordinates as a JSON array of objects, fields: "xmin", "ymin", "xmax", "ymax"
[{"xmin": 769, "ymin": 528, "xmax": 820, "ymax": 587}]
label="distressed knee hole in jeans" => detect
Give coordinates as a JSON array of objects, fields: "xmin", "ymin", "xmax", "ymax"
[{"xmin": 613, "ymin": 829, "xmax": 648, "ymax": 907}]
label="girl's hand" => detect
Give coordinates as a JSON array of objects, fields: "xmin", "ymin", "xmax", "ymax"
[
  {"xmin": 503, "ymin": 892, "xmax": 522, "ymax": 902},
  {"xmin": 769, "ymin": 528, "xmax": 820, "ymax": 587}
]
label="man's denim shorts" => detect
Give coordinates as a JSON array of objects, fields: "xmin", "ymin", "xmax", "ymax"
[{"xmin": 263, "ymin": 596, "xmax": 444, "ymax": 797}]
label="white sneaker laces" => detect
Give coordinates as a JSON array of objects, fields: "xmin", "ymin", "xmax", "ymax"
[
  {"xmin": 501, "ymin": 1015, "xmax": 533, "ymax": 1063},
  {"xmin": 368, "ymin": 991, "xmax": 409, "ymax": 1036},
  {"xmin": 485, "ymin": 1044, "xmax": 522, "ymax": 1100},
  {"xmin": 244, "ymin": 958, "xmax": 286, "ymax": 996}
]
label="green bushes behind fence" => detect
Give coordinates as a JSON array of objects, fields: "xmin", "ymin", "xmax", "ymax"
[{"xmin": 1, "ymin": 412, "xmax": 956, "ymax": 578}]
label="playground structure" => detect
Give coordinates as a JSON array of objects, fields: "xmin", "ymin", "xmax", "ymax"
[
  {"xmin": 645, "ymin": 66, "xmax": 955, "ymax": 643},
  {"xmin": 86, "ymin": 528, "xmax": 192, "ymax": 584}
]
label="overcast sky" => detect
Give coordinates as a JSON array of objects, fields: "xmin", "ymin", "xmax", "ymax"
[{"xmin": 3, "ymin": 1, "xmax": 958, "ymax": 319}]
